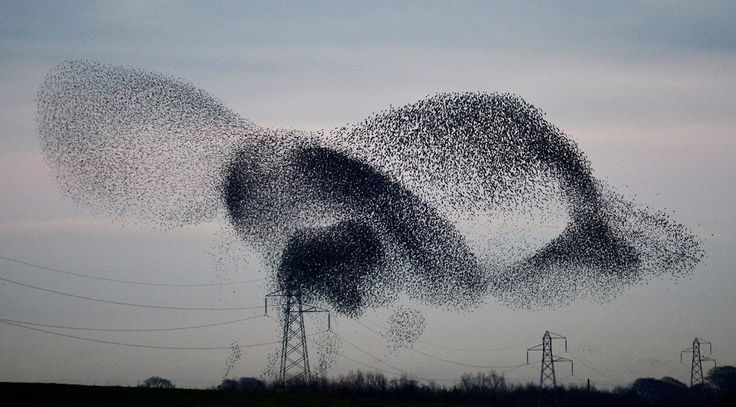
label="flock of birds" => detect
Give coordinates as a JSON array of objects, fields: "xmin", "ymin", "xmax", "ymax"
[{"xmin": 36, "ymin": 61, "xmax": 704, "ymax": 355}]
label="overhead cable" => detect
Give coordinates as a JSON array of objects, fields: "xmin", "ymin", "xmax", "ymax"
[
  {"xmin": 0, "ymin": 313, "xmax": 264, "ymax": 332},
  {"xmin": 0, "ymin": 253, "xmax": 264, "ymax": 287},
  {"xmin": 0, "ymin": 320, "xmax": 278, "ymax": 350},
  {"xmin": 0, "ymin": 275, "xmax": 262, "ymax": 311}
]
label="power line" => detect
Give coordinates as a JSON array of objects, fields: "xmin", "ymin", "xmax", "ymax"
[
  {"xmin": 0, "ymin": 313, "xmax": 265, "ymax": 332},
  {"xmin": 0, "ymin": 320, "xmax": 279, "ymax": 350},
  {"xmin": 305, "ymin": 335, "xmax": 410, "ymax": 380},
  {"xmin": 566, "ymin": 354, "xmax": 627, "ymax": 386},
  {"xmin": 339, "ymin": 353, "xmax": 460, "ymax": 384},
  {"xmin": 558, "ymin": 374, "xmax": 574, "ymax": 382},
  {"xmin": 0, "ymin": 275, "xmax": 262, "ymax": 311},
  {"xmin": 350, "ymin": 318, "xmax": 389, "ymax": 337},
  {"xmin": 337, "ymin": 352, "xmax": 404, "ymax": 377},
  {"xmin": 311, "ymin": 333, "xmax": 509, "ymax": 385},
  {"xmin": 351, "ymin": 318, "xmax": 526, "ymax": 370},
  {"xmin": 331, "ymin": 330, "xmax": 411, "ymax": 377},
  {"xmin": 361, "ymin": 316, "xmax": 535, "ymax": 352},
  {"xmin": 567, "ymin": 351, "xmax": 674, "ymax": 376},
  {"xmin": 332, "ymin": 331, "xmax": 474, "ymax": 384},
  {"xmin": 566, "ymin": 352, "xmax": 626, "ymax": 373},
  {"xmin": 410, "ymin": 346, "xmax": 527, "ymax": 370},
  {"xmin": 415, "ymin": 338, "xmax": 538, "ymax": 353},
  {"xmin": 500, "ymin": 363, "xmax": 530, "ymax": 375},
  {"xmin": 638, "ymin": 359, "xmax": 675, "ymax": 374},
  {"xmin": 0, "ymin": 253, "xmax": 265, "ymax": 287}
]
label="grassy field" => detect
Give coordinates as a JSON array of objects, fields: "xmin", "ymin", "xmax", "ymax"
[{"xmin": 0, "ymin": 382, "xmax": 458, "ymax": 406}]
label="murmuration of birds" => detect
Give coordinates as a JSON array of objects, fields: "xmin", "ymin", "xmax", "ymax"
[
  {"xmin": 314, "ymin": 331, "xmax": 342, "ymax": 378},
  {"xmin": 37, "ymin": 61, "xmax": 704, "ymax": 317},
  {"xmin": 385, "ymin": 307, "xmax": 426, "ymax": 354}
]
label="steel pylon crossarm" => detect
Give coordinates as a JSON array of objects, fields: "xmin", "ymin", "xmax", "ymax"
[
  {"xmin": 527, "ymin": 331, "xmax": 573, "ymax": 407},
  {"xmin": 681, "ymin": 338, "xmax": 716, "ymax": 387}
]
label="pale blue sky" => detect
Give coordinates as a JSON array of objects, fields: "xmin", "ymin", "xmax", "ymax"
[{"xmin": 0, "ymin": 1, "xmax": 734, "ymax": 388}]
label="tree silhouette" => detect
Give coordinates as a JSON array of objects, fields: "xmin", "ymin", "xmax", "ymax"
[
  {"xmin": 140, "ymin": 376, "xmax": 175, "ymax": 389},
  {"xmin": 708, "ymin": 366, "xmax": 736, "ymax": 398}
]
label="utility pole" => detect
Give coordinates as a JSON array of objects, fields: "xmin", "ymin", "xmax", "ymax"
[
  {"xmin": 527, "ymin": 331, "xmax": 573, "ymax": 407},
  {"xmin": 681, "ymin": 338, "xmax": 716, "ymax": 387},
  {"xmin": 265, "ymin": 289, "xmax": 330, "ymax": 389}
]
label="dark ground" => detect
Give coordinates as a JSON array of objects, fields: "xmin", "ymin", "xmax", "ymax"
[
  {"xmin": 0, "ymin": 382, "xmax": 457, "ymax": 406},
  {"xmin": 3, "ymin": 380, "xmax": 734, "ymax": 406}
]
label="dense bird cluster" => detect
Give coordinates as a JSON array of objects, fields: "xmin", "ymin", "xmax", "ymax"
[
  {"xmin": 385, "ymin": 307, "xmax": 426, "ymax": 354},
  {"xmin": 37, "ymin": 61, "xmax": 704, "ymax": 320}
]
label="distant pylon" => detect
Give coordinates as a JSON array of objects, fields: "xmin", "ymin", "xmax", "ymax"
[
  {"xmin": 527, "ymin": 331, "xmax": 573, "ymax": 407},
  {"xmin": 681, "ymin": 338, "xmax": 716, "ymax": 387},
  {"xmin": 265, "ymin": 288, "xmax": 329, "ymax": 389}
]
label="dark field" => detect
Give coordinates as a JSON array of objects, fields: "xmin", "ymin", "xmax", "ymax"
[
  {"xmin": 4, "ymin": 378, "xmax": 736, "ymax": 407},
  {"xmin": 0, "ymin": 382, "xmax": 455, "ymax": 407}
]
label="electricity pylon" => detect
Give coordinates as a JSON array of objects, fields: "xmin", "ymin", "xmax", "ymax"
[
  {"xmin": 265, "ymin": 288, "xmax": 330, "ymax": 389},
  {"xmin": 681, "ymin": 337, "xmax": 716, "ymax": 387},
  {"xmin": 527, "ymin": 331, "xmax": 573, "ymax": 407}
]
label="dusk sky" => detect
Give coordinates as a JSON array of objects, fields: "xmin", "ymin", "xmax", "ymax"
[{"xmin": 1, "ymin": 1, "xmax": 735, "ymax": 389}]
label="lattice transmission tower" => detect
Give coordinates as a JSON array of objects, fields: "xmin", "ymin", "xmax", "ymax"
[
  {"xmin": 527, "ymin": 331, "xmax": 573, "ymax": 407},
  {"xmin": 265, "ymin": 288, "xmax": 329, "ymax": 389},
  {"xmin": 681, "ymin": 337, "xmax": 716, "ymax": 387}
]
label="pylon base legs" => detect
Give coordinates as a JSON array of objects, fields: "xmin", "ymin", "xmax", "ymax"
[{"xmin": 278, "ymin": 293, "xmax": 311, "ymax": 390}]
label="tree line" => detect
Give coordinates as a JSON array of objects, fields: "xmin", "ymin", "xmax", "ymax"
[{"xmin": 142, "ymin": 365, "xmax": 736, "ymax": 406}]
